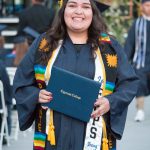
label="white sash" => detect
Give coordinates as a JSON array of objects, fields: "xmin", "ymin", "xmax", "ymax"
[
  {"xmin": 45, "ymin": 45, "xmax": 106, "ymax": 149},
  {"xmin": 45, "ymin": 43, "xmax": 62, "ymax": 84},
  {"xmin": 83, "ymin": 48, "xmax": 105, "ymax": 150}
]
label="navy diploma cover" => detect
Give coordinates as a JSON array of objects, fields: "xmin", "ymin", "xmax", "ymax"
[{"xmin": 45, "ymin": 66, "xmax": 101, "ymax": 122}]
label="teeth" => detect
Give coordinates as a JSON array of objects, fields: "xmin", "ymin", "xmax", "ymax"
[{"xmin": 73, "ymin": 18, "xmax": 83, "ymax": 21}]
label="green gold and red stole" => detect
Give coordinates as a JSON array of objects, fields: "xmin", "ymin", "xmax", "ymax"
[
  {"xmin": 34, "ymin": 64, "xmax": 47, "ymax": 150},
  {"xmin": 33, "ymin": 36, "xmax": 50, "ymax": 150},
  {"xmin": 32, "ymin": 33, "xmax": 118, "ymax": 150},
  {"xmin": 99, "ymin": 33, "xmax": 117, "ymax": 96}
]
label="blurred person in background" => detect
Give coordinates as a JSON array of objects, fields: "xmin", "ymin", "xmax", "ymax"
[
  {"xmin": 124, "ymin": 0, "xmax": 150, "ymax": 122},
  {"xmin": 17, "ymin": 0, "xmax": 55, "ymax": 45}
]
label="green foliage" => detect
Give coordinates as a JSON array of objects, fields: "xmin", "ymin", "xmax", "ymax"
[{"xmin": 102, "ymin": 1, "xmax": 133, "ymax": 45}]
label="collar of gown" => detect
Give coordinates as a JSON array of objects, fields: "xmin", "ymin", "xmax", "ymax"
[{"xmin": 143, "ymin": 15, "xmax": 150, "ymax": 21}]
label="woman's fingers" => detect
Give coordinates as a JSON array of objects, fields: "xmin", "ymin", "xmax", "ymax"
[
  {"xmin": 91, "ymin": 105, "xmax": 105, "ymax": 118},
  {"xmin": 39, "ymin": 94, "xmax": 52, "ymax": 101},
  {"xmin": 38, "ymin": 89, "xmax": 53, "ymax": 103},
  {"xmin": 40, "ymin": 89, "xmax": 52, "ymax": 96},
  {"xmin": 91, "ymin": 97, "xmax": 110, "ymax": 118}
]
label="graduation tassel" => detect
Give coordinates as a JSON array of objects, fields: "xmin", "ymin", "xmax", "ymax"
[
  {"xmin": 102, "ymin": 118, "xmax": 109, "ymax": 150},
  {"xmin": 48, "ymin": 110, "xmax": 56, "ymax": 145},
  {"xmin": 102, "ymin": 138, "xmax": 109, "ymax": 150},
  {"xmin": 58, "ymin": 0, "xmax": 63, "ymax": 8}
]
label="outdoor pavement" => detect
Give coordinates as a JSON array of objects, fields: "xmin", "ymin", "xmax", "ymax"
[{"xmin": 2, "ymin": 96, "xmax": 150, "ymax": 150}]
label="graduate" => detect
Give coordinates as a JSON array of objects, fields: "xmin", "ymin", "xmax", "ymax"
[
  {"xmin": 124, "ymin": 0, "xmax": 150, "ymax": 122},
  {"xmin": 13, "ymin": 0, "xmax": 139, "ymax": 150}
]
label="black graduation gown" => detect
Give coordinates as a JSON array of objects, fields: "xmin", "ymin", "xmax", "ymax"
[
  {"xmin": 13, "ymin": 36, "xmax": 139, "ymax": 150},
  {"xmin": 124, "ymin": 19, "xmax": 150, "ymax": 96}
]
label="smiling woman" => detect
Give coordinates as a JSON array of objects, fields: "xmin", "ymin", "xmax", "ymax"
[
  {"xmin": 64, "ymin": 0, "xmax": 93, "ymax": 35},
  {"xmin": 13, "ymin": 0, "xmax": 139, "ymax": 150}
]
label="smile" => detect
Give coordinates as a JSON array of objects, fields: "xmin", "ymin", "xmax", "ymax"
[{"xmin": 73, "ymin": 17, "xmax": 84, "ymax": 22}]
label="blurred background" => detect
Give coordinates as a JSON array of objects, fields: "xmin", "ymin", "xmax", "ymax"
[{"xmin": 0, "ymin": 0, "xmax": 142, "ymax": 47}]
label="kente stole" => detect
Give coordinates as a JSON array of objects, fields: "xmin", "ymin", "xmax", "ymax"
[{"xmin": 33, "ymin": 33, "xmax": 117, "ymax": 150}]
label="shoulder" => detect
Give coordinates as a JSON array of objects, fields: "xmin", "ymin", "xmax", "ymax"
[
  {"xmin": 110, "ymin": 38, "xmax": 130, "ymax": 67},
  {"xmin": 110, "ymin": 38, "xmax": 123, "ymax": 50},
  {"xmin": 19, "ymin": 7, "xmax": 31, "ymax": 16},
  {"xmin": 99, "ymin": 33, "xmax": 126, "ymax": 59},
  {"xmin": 99, "ymin": 33, "xmax": 122, "ymax": 53},
  {"xmin": 33, "ymin": 4, "xmax": 49, "ymax": 11},
  {"xmin": 18, "ymin": 8, "xmax": 32, "ymax": 20},
  {"xmin": 40, "ymin": 5, "xmax": 49, "ymax": 10},
  {"xmin": 39, "ymin": 5, "xmax": 52, "ymax": 16},
  {"xmin": 110, "ymin": 38, "xmax": 125, "ymax": 56}
]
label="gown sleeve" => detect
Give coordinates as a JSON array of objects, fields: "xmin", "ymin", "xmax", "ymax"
[
  {"xmin": 105, "ymin": 39, "xmax": 139, "ymax": 139},
  {"xmin": 124, "ymin": 21, "xmax": 136, "ymax": 61},
  {"xmin": 13, "ymin": 36, "xmax": 42, "ymax": 131}
]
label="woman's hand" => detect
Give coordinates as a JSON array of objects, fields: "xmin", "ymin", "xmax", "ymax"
[
  {"xmin": 91, "ymin": 97, "xmax": 110, "ymax": 118},
  {"xmin": 38, "ymin": 89, "xmax": 53, "ymax": 109}
]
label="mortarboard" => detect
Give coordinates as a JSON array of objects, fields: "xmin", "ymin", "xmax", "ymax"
[
  {"xmin": 14, "ymin": 26, "xmax": 40, "ymax": 43},
  {"xmin": 94, "ymin": 0, "xmax": 110, "ymax": 12},
  {"xmin": 58, "ymin": 0, "xmax": 110, "ymax": 12},
  {"xmin": 23, "ymin": 27, "xmax": 40, "ymax": 39},
  {"xmin": 142, "ymin": 0, "xmax": 150, "ymax": 4}
]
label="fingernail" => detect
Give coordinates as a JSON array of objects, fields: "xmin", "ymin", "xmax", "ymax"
[
  {"xmin": 91, "ymin": 113, "xmax": 94, "ymax": 117},
  {"xmin": 49, "ymin": 97, "xmax": 53, "ymax": 100}
]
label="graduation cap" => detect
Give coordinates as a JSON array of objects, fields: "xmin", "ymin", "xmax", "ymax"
[
  {"xmin": 23, "ymin": 27, "xmax": 40, "ymax": 39},
  {"xmin": 58, "ymin": 0, "xmax": 110, "ymax": 12},
  {"xmin": 14, "ymin": 26, "xmax": 40, "ymax": 43},
  {"xmin": 142, "ymin": 0, "xmax": 150, "ymax": 3},
  {"xmin": 94, "ymin": 0, "xmax": 110, "ymax": 12}
]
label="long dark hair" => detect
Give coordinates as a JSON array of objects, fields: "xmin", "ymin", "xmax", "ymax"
[
  {"xmin": 39, "ymin": 0, "xmax": 108, "ymax": 65},
  {"xmin": 14, "ymin": 40, "xmax": 29, "ymax": 66}
]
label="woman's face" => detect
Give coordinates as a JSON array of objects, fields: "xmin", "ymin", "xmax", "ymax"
[{"xmin": 64, "ymin": 0, "xmax": 93, "ymax": 33}]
